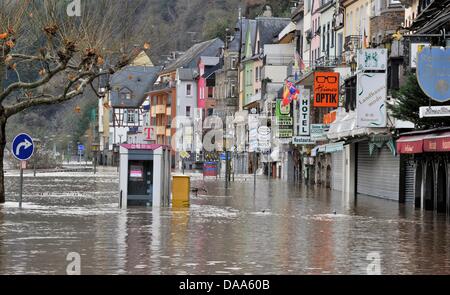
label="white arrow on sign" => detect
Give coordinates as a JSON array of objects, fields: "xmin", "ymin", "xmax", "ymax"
[{"xmin": 15, "ymin": 139, "xmax": 33, "ymax": 156}]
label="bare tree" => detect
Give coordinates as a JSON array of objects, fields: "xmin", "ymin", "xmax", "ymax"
[{"xmin": 0, "ymin": 0, "xmax": 147, "ymax": 203}]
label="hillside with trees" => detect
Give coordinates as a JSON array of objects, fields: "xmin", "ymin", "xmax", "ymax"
[{"xmin": 5, "ymin": 0, "xmax": 293, "ymax": 154}]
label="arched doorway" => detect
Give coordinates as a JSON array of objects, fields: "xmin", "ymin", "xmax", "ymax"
[
  {"xmin": 415, "ymin": 162, "xmax": 423, "ymax": 209},
  {"xmin": 326, "ymin": 165, "xmax": 331, "ymax": 188},
  {"xmin": 436, "ymin": 161, "xmax": 447, "ymax": 214},
  {"xmin": 425, "ymin": 161, "xmax": 435, "ymax": 211}
]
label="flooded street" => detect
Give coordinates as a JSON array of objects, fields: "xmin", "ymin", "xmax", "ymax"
[{"xmin": 1, "ymin": 168, "xmax": 450, "ymax": 275}]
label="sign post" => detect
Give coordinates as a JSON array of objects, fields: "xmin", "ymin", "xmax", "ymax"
[
  {"xmin": 180, "ymin": 151, "xmax": 190, "ymax": 175},
  {"xmin": 78, "ymin": 144, "xmax": 84, "ymax": 163},
  {"xmin": 12, "ymin": 133, "xmax": 35, "ymax": 209}
]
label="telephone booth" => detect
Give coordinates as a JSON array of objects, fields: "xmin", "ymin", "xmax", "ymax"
[{"xmin": 119, "ymin": 144, "xmax": 171, "ymax": 208}]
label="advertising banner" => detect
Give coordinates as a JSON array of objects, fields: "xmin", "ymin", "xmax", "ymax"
[
  {"xmin": 357, "ymin": 72, "xmax": 387, "ymax": 128},
  {"xmin": 314, "ymin": 72, "xmax": 339, "ymax": 108}
]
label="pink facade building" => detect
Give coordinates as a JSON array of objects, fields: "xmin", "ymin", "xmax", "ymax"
[
  {"xmin": 311, "ymin": 0, "xmax": 321, "ymax": 65},
  {"xmin": 197, "ymin": 56, "xmax": 220, "ymax": 110}
]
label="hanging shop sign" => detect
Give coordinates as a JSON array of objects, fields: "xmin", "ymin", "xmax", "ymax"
[
  {"xmin": 356, "ymin": 72, "xmax": 387, "ymax": 128},
  {"xmin": 357, "ymin": 48, "xmax": 388, "ymax": 71},
  {"xmin": 333, "ymin": 6, "xmax": 345, "ymax": 31},
  {"xmin": 299, "ymin": 89, "xmax": 310, "ymax": 136},
  {"xmin": 248, "ymin": 114, "xmax": 259, "ymax": 152},
  {"xmin": 410, "ymin": 43, "xmax": 430, "ymax": 69},
  {"xmin": 276, "ymin": 99, "xmax": 293, "ymax": 139},
  {"xmin": 313, "ymin": 72, "xmax": 339, "ymax": 108},
  {"xmin": 323, "ymin": 110, "xmax": 337, "ymax": 124},
  {"xmin": 419, "ymin": 106, "xmax": 450, "ymax": 118},
  {"xmin": 417, "ymin": 47, "xmax": 450, "ymax": 102},
  {"xmin": 310, "ymin": 124, "xmax": 330, "ymax": 141},
  {"xmin": 258, "ymin": 126, "xmax": 272, "ymax": 152}
]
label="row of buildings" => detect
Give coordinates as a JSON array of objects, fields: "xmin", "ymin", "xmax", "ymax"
[{"xmin": 93, "ymin": 0, "xmax": 450, "ymax": 217}]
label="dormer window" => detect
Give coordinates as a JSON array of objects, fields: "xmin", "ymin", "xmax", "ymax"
[{"xmin": 119, "ymin": 87, "xmax": 132, "ymax": 100}]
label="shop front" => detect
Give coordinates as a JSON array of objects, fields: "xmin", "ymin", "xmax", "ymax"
[{"xmin": 397, "ymin": 129, "xmax": 450, "ymax": 216}]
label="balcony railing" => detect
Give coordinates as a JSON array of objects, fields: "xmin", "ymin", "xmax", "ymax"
[{"xmin": 263, "ymin": 55, "xmax": 294, "ymax": 66}]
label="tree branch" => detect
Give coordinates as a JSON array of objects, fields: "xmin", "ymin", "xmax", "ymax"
[
  {"xmin": 5, "ymin": 72, "xmax": 103, "ymax": 118},
  {"xmin": 0, "ymin": 61, "xmax": 67, "ymax": 102},
  {"xmin": 10, "ymin": 53, "xmax": 42, "ymax": 61}
]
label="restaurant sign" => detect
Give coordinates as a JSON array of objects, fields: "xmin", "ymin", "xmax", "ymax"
[
  {"xmin": 419, "ymin": 106, "xmax": 450, "ymax": 118},
  {"xmin": 292, "ymin": 136, "xmax": 315, "ymax": 145},
  {"xmin": 417, "ymin": 47, "xmax": 450, "ymax": 102}
]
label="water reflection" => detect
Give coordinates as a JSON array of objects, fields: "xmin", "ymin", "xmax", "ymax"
[{"xmin": 0, "ymin": 170, "xmax": 449, "ymax": 274}]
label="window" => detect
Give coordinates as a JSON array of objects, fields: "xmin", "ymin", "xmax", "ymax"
[
  {"xmin": 331, "ymin": 23, "xmax": 334, "ymax": 48},
  {"xmin": 255, "ymin": 66, "xmax": 259, "ymax": 82},
  {"xmin": 126, "ymin": 109, "xmax": 137, "ymax": 124},
  {"xmin": 231, "ymin": 84, "xmax": 236, "ymax": 98},
  {"xmin": 119, "ymin": 88, "xmax": 132, "ymax": 100},
  {"xmin": 327, "ymin": 23, "xmax": 332, "ymax": 54},
  {"xmin": 322, "ymin": 26, "xmax": 326, "ymax": 50},
  {"xmin": 186, "ymin": 106, "xmax": 191, "ymax": 117},
  {"xmin": 231, "ymin": 57, "xmax": 237, "ymax": 69},
  {"xmin": 186, "ymin": 84, "xmax": 192, "ymax": 96}
]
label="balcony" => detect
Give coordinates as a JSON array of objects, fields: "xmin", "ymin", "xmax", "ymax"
[
  {"xmin": 344, "ymin": 35, "xmax": 362, "ymax": 52},
  {"xmin": 155, "ymin": 105, "xmax": 165, "ymax": 115},
  {"xmin": 156, "ymin": 126, "xmax": 166, "ymax": 135},
  {"xmin": 314, "ymin": 56, "xmax": 342, "ymax": 68},
  {"xmin": 263, "ymin": 55, "xmax": 294, "ymax": 66},
  {"xmin": 225, "ymin": 97, "xmax": 238, "ymax": 107}
]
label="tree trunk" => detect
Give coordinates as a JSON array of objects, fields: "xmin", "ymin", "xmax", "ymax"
[
  {"xmin": 0, "ymin": 112, "xmax": 6, "ymax": 204},
  {"xmin": 0, "ymin": 58, "xmax": 5, "ymax": 204}
]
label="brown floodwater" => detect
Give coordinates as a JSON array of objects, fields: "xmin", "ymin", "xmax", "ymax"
[{"xmin": 0, "ymin": 168, "xmax": 449, "ymax": 274}]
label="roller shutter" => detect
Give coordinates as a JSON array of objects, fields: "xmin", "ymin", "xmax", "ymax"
[
  {"xmin": 404, "ymin": 159, "xmax": 416, "ymax": 203},
  {"xmin": 331, "ymin": 151, "xmax": 344, "ymax": 191},
  {"xmin": 357, "ymin": 142, "xmax": 400, "ymax": 201}
]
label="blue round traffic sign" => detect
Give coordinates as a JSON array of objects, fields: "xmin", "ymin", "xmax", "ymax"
[{"xmin": 11, "ymin": 133, "xmax": 34, "ymax": 161}]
